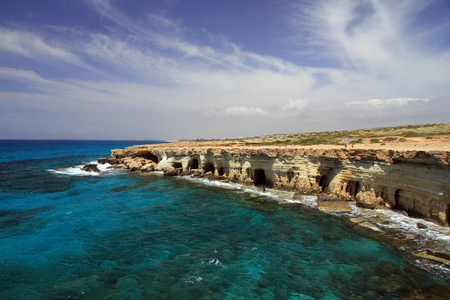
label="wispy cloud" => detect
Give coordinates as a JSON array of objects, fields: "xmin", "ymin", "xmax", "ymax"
[
  {"xmin": 0, "ymin": 28, "xmax": 79, "ymax": 64},
  {"xmin": 0, "ymin": 0, "xmax": 448, "ymax": 139},
  {"xmin": 344, "ymin": 97, "xmax": 430, "ymax": 111}
]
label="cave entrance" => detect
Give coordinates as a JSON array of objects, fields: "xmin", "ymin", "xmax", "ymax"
[
  {"xmin": 254, "ymin": 169, "xmax": 267, "ymax": 186},
  {"xmin": 394, "ymin": 189, "xmax": 402, "ymax": 210},
  {"xmin": 316, "ymin": 175, "xmax": 328, "ymax": 191},
  {"xmin": 218, "ymin": 167, "xmax": 225, "ymax": 176},
  {"xmin": 189, "ymin": 158, "xmax": 199, "ymax": 170},
  {"xmin": 172, "ymin": 162, "xmax": 182, "ymax": 169},
  {"xmin": 346, "ymin": 180, "xmax": 360, "ymax": 197},
  {"xmin": 203, "ymin": 162, "xmax": 215, "ymax": 174},
  {"xmin": 316, "ymin": 168, "xmax": 334, "ymax": 192},
  {"xmin": 143, "ymin": 154, "xmax": 159, "ymax": 164},
  {"xmin": 287, "ymin": 169, "xmax": 295, "ymax": 183},
  {"xmin": 446, "ymin": 205, "xmax": 450, "ymax": 226}
]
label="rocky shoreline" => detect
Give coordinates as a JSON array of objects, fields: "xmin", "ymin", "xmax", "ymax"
[
  {"xmin": 90, "ymin": 144, "xmax": 450, "ymax": 274},
  {"xmin": 103, "ymin": 144, "xmax": 449, "ymax": 225}
]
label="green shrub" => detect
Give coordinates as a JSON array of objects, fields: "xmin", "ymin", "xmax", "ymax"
[
  {"xmin": 403, "ymin": 131, "xmax": 421, "ymax": 137},
  {"xmin": 350, "ymin": 138, "xmax": 363, "ymax": 144},
  {"xmin": 383, "ymin": 137, "xmax": 397, "ymax": 141},
  {"xmin": 370, "ymin": 139, "xmax": 380, "ymax": 143}
]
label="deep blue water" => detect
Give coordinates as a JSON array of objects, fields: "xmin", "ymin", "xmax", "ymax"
[{"xmin": 0, "ymin": 140, "xmax": 449, "ymax": 299}]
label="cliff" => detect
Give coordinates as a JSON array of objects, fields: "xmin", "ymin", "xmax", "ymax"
[{"xmin": 106, "ymin": 145, "xmax": 450, "ymax": 226}]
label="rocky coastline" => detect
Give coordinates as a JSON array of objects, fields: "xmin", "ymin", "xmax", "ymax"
[
  {"xmin": 92, "ymin": 143, "xmax": 450, "ymax": 272},
  {"xmin": 102, "ymin": 144, "xmax": 450, "ymax": 226}
]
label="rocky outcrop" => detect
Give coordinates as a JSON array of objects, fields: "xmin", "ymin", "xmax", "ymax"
[
  {"xmin": 107, "ymin": 145, "xmax": 450, "ymax": 226},
  {"xmin": 81, "ymin": 164, "xmax": 100, "ymax": 173}
]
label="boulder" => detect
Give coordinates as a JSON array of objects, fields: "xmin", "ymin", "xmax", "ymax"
[
  {"xmin": 417, "ymin": 222, "xmax": 427, "ymax": 229},
  {"xmin": 164, "ymin": 167, "xmax": 182, "ymax": 176},
  {"xmin": 293, "ymin": 193, "xmax": 302, "ymax": 200},
  {"xmin": 125, "ymin": 159, "xmax": 142, "ymax": 171},
  {"xmin": 97, "ymin": 158, "xmax": 108, "ymax": 164},
  {"xmin": 106, "ymin": 157, "xmax": 119, "ymax": 165},
  {"xmin": 141, "ymin": 162, "xmax": 155, "ymax": 172},
  {"xmin": 81, "ymin": 164, "xmax": 100, "ymax": 173},
  {"xmin": 355, "ymin": 188, "xmax": 389, "ymax": 209}
]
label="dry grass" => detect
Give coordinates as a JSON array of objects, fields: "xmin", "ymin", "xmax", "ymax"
[
  {"xmin": 165, "ymin": 123, "xmax": 449, "ymax": 151},
  {"xmin": 237, "ymin": 123, "xmax": 450, "ymax": 146}
]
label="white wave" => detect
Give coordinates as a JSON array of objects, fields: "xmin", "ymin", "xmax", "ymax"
[
  {"xmin": 180, "ymin": 176, "xmax": 318, "ymax": 208},
  {"xmin": 48, "ymin": 160, "xmax": 120, "ymax": 177}
]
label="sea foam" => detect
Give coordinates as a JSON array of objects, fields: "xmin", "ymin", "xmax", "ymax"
[{"xmin": 48, "ymin": 160, "xmax": 118, "ymax": 177}]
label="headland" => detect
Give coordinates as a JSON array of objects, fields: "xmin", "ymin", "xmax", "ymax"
[{"xmin": 99, "ymin": 123, "xmax": 450, "ymax": 271}]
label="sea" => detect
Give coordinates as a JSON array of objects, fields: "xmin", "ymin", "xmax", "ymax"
[{"xmin": 0, "ymin": 140, "xmax": 449, "ymax": 299}]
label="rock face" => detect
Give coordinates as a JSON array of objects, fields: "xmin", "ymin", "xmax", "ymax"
[{"xmin": 107, "ymin": 145, "xmax": 450, "ymax": 226}]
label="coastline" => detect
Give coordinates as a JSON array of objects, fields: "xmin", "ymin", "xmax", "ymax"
[{"xmin": 100, "ymin": 139, "xmax": 450, "ymax": 278}]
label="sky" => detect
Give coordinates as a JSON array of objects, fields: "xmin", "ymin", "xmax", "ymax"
[{"xmin": 0, "ymin": 0, "xmax": 449, "ymax": 140}]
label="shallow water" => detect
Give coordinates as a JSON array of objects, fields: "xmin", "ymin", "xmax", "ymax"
[{"xmin": 0, "ymin": 141, "xmax": 449, "ymax": 299}]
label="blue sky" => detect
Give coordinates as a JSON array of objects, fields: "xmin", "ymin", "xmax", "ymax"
[{"xmin": 0, "ymin": 0, "xmax": 449, "ymax": 139}]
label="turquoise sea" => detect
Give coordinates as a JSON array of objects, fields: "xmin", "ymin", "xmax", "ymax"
[{"xmin": 0, "ymin": 140, "xmax": 449, "ymax": 299}]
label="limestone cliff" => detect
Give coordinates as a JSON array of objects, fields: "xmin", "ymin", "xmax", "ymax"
[{"xmin": 107, "ymin": 145, "xmax": 450, "ymax": 226}]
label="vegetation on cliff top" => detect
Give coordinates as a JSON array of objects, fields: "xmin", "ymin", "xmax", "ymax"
[
  {"xmin": 184, "ymin": 123, "xmax": 449, "ymax": 147},
  {"xmin": 246, "ymin": 123, "xmax": 449, "ymax": 146}
]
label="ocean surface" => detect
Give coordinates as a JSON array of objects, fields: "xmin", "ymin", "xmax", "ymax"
[{"xmin": 0, "ymin": 140, "xmax": 449, "ymax": 299}]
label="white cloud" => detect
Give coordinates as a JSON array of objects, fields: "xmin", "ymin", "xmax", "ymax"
[
  {"xmin": 345, "ymin": 98, "xmax": 431, "ymax": 111},
  {"xmin": 0, "ymin": 1, "xmax": 449, "ymax": 139},
  {"xmin": 206, "ymin": 106, "xmax": 269, "ymax": 117},
  {"xmin": 0, "ymin": 28, "xmax": 80, "ymax": 64},
  {"xmin": 281, "ymin": 98, "xmax": 310, "ymax": 111}
]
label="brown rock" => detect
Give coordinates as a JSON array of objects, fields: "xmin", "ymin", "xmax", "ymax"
[
  {"xmin": 81, "ymin": 164, "xmax": 100, "ymax": 173},
  {"xmin": 417, "ymin": 222, "xmax": 427, "ymax": 229},
  {"xmin": 164, "ymin": 167, "xmax": 182, "ymax": 176},
  {"xmin": 355, "ymin": 188, "xmax": 388, "ymax": 209}
]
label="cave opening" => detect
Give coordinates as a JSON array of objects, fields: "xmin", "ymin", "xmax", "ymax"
[
  {"xmin": 316, "ymin": 168, "xmax": 334, "ymax": 192},
  {"xmin": 346, "ymin": 180, "xmax": 360, "ymax": 197},
  {"xmin": 203, "ymin": 162, "xmax": 215, "ymax": 174},
  {"xmin": 189, "ymin": 158, "xmax": 199, "ymax": 170},
  {"xmin": 394, "ymin": 189, "xmax": 402, "ymax": 209},
  {"xmin": 287, "ymin": 170, "xmax": 295, "ymax": 183},
  {"xmin": 316, "ymin": 175, "xmax": 328, "ymax": 191},
  {"xmin": 218, "ymin": 167, "xmax": 225, "ymax": 176},
  {"xmin": 446, "ymin": 205, "xmax": 450, "ymax": 226},
  {"xmin": 143, "ymin": 154, "xmax": 159, "ymax": 164},
  {"xmin": 254, "ymin": 169, "xmax": 268, "ymax": 186},
  {"xmin": 172, "ymin": 162, "xmax": 182, "ymax": 169}
]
